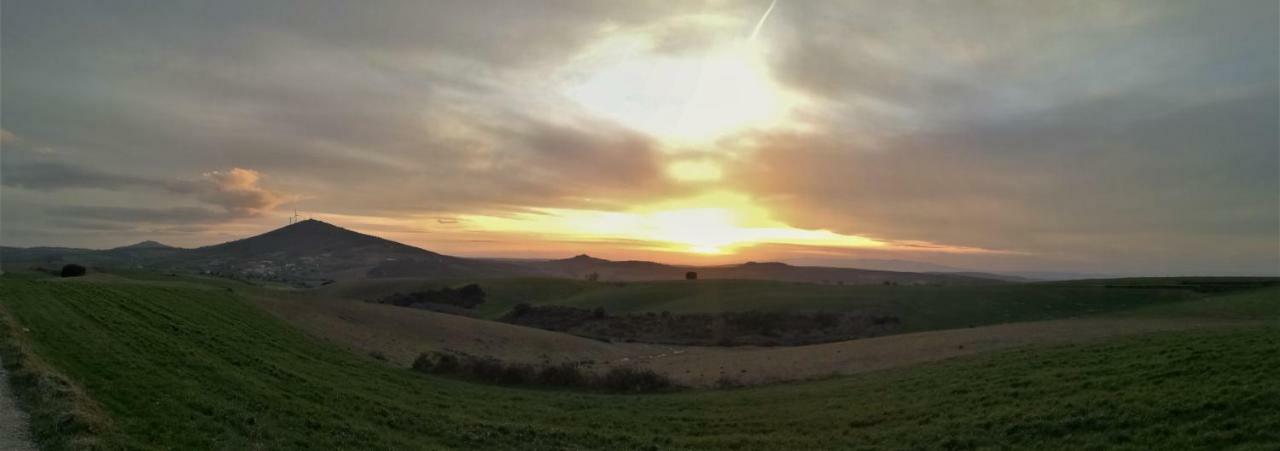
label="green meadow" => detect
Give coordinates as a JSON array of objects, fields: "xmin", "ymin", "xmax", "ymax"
[{"xmin": 2, "ymin": 276, "xmax": 1277, "ymax": 450}]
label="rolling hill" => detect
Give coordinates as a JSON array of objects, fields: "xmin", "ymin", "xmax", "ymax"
[
  {"xmin": 1, "ymin": 276, "xmax": 1276, "ymax": 449},
  {"xmin": 522, "ymin": 254, "xmax": 1003, "ymax": 285},
  {"xmin": 1, "ymin": 220, "xmax": 1011, "ymax": 286},
  {"xmin": 183, "ymin": 219, "xmax": 528, "ymax": 281},
  {"xmin": 1, "ymin": 220, "xmax": 530, "ymax": 284}
]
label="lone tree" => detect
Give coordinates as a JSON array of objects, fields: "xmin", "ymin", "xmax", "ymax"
[
  {"xmin": 60, "ymin": 264, "xmax": 87, "ymax": 278},
  {"xmin": 685, "ymin": 271, "xmax": 698, "ymax": 280}
]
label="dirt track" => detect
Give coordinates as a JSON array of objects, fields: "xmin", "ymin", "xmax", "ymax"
[
  {"xmin": 0, "ymin": 357, "xmax": 38, "ymax": 451},
  {"xmin": 252, "ymin": 291, "xmax": 1249, "ymax": 387}
]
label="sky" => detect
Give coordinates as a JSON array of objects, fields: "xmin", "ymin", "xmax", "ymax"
[{"xmin": 2, "ymin": 0, "xmax": 1277, "ymax": 275}]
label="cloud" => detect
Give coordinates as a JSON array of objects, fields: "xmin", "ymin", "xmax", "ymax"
[
  {"xmin": 1, "ymin": 160, "xmax": 151, "ymax": 191},
  {"xmin": 190, "ymin": 168, "xmax": 288, "ymax": 216},
  {"xmin": 46, "ymin": 206, "xmax": 230, "ymax": 224},
  {"xmin": 3, "ymin": 142, "xmax": 290, "ymax": 228},
  {"xmin": 734, "ymin": 88, "xmax": 1279, "ymax": 274},
  {"xmin": 2, "ymin": 0, "xmax": 1275, "ymax": 274}
]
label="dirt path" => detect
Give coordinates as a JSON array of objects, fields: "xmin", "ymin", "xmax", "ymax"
[{"xmin": 0, "ymin": 357, "xmax": 38, "ymax": 451}]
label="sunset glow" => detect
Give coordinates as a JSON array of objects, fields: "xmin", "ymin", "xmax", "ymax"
[
  {"xmin": 561, "ymin": 19, "xmax": 793, "ymax": 144},
  {"xmin": 459, "ymin": 191, "xmax": 886, "ymax": 255},
  {"xmin": 5, "ymin": 1, "xmax": 1274, "ymax": 276},
  {"xmin": 666, "ymin": 159, "xmax": 724, "ymax": 182}
]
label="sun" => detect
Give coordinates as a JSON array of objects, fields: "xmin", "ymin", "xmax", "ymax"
[
  {"xmin": 560, "ymin": 23, "xmax": 791, "ymax": 144},
  {"xmin": 455, "ymin": 191, "xmax": 890, "ymax": 256}
]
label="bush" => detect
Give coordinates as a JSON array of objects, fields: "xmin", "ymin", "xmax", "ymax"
[
  {"xmin": 373, "ymin": 285, "xmax": 486, "ymax": 309},
  {"xmin": 600, "ymin": 367, "xmax": 674, "ymax": 393},
  {"xmin": 715, "ymin": 375, "xmax": 743, "ymax": 389},
  {"xmin": 685, "ymin": 271, "xmax": 698, "ymax": 280},
  {"xmin": 411, "ymin": 353, "xmax": 435, "ymax": 372},
  {"xmin": 59, "ymin": 264, "xmax": 87, "ymax": 277},
  {"xmin": 409, "ymin": 351, "xmax": 676, "ymax": 393},
  {"xmin": 537, "ymin": 363, "xmax": 589, "ymax": 386},
  {"xmin": 511, "ymin": 303, "xmax": 532, "ymax": 317}
]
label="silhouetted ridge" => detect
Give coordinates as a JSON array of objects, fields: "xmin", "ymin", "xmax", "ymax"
[
  {"xmin": 112, "ymin": 240, "xmax": 175, "ymax": 250},
  {"xmin": 195, "ymin": 219, "xmax": 434, "ymax": 258}
]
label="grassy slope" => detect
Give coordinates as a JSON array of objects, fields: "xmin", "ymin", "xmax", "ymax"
[
  {"xmin": 326, "ymin": 277, "xmax": 1204, "ymax": 333},
  {"xmin": 2, "ymin": 278, "xmax": 1278, "ymax": 450}
]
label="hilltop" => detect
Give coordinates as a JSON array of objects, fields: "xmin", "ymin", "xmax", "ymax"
[
  {"xmin": 182, "ymin": 220, "xmax": 531, "ymax": 283},
  {"xmin": 525, "ymin": 254, "xmax": 1000, "ymax": 285},
  {"xmin": 111, "ymin": 240, "xmax": 176, "ymax": 250},
  {"xmin": 0, "ymin": 220, "xmax": 529, "ymax": 284},
  {"xmin": 1, "ymin": 220, "xmax": 1008, "ymax": 286}
]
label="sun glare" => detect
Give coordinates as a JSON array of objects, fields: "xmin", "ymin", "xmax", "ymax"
[
  {"xmin": 562, "ymin": 31, "xmax": 790, "ymax": 144},
  {"xmin": 666, "ymin": 159, "xmax": 724, "ymax": 182},
  {"xmin": 457, "ymin": 191, "xmax": 888, "ymax": 255}
]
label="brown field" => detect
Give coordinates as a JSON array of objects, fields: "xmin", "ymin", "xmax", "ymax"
[
  {"xmin": 250, "ymin": 289, "xmax": 1250, "ymax": 387},
  {"xmin": 248, "ymin": 290, "xmax": 672, "ymax": 366}
]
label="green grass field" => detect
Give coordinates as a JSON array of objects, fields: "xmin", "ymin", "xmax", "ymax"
[
  {"xmin": 329, "ymin": 277, "xmax": 1210, "ymax": 333},
  {"xmin": 2, "ymin": 276, "xmax": 1278, "ymax": 450}
]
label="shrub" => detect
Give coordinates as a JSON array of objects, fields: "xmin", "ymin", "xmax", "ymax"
[
  {"xmin": 373, "ymin": 285, "xmax": 486, "ymax": 309},
  {"xmin": 512, "ymin": 303, "xmax": 532, "ymax": 317},
  {"xmin": 814, "ymin": 311, "xmax": 840, "ymax": 328},
  {"xmin": 411, "ymin": 353, "xmax": 435, "ymax": 372},
  {"xmin": 409, "ymin": 351, "xmax": 676, "ymax": 392},
  {"xmin": 458, "ymin": 283, "xmax": 485, "ymax": 301},
  {"xmin": 433, "ymin": 353, "xmax": 460, "ymax": 373},
  {"xmin": 685, "ymin": 271, "xmax": 697, "ymax": 280},
  {"xmin": 537, "ymin": 363, "xmax": 588, "ymax": 386},
  {"xmin": 59, "ymin": 264, "xmax": 87, "ymax": 277},
  {"xmin": 715, "ymin": 375, "xmax": 743, "ymax": 389},
  {"xmin": 600, "ymin": 367, "xmax": 674, "ymax": 393},
  {"xmin": 466, "ymin": 357, "xmax": 534, "ymax": 385}
]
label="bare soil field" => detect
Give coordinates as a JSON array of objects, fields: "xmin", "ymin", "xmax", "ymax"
[
  {"xmin": 251, "ymin": 289, "xmax": 1252, "ymax": 387},
  {"xmin": 249, "ymin": 291, "xmax": 673, "ymax": 366}
]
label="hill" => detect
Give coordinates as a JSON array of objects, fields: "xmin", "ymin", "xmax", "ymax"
[
  {"xmin": 184, "ymin": 219, "xmax": 527, "ymax": 282},
  {"xmin": 272, "ymin": 274, "xmax": 1278, "ymax": 386},
  {"xmin": 323, "ymin": 277, "xmax": 1212, "ymax": 327},
  {"xmin": 110, "ymin": 240, "xmax": 175, "ymax": 250},
  {"xmin": 2, "ymin": 220, "xmax": 1013, "ymax": 286},
  {"xmin": 0, "ymin": 220, "xmax": 531, "ymax": 285},
  {"xmin": 525, "ymin": 254, "xmax": 1001, "ymax": 286},
  {"xmin": 1, "ymin": 277, "xmax": 1276, "ymax": 449}
]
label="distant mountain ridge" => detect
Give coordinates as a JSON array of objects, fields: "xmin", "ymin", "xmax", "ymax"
[
  {"xmin": 525, "ymin": 254, "xmax": 1002, "ymax": 286},
  {"xmin": 112, "ymin": 240, "xmax": 176, "ymax": 250},
  {"xmin": 183, "ymin": 220, "xmax": 530, "ymax": 282},
  {"xmin": 2, "ymin": 220, "xmax": 1011, "ymax": 286}
]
